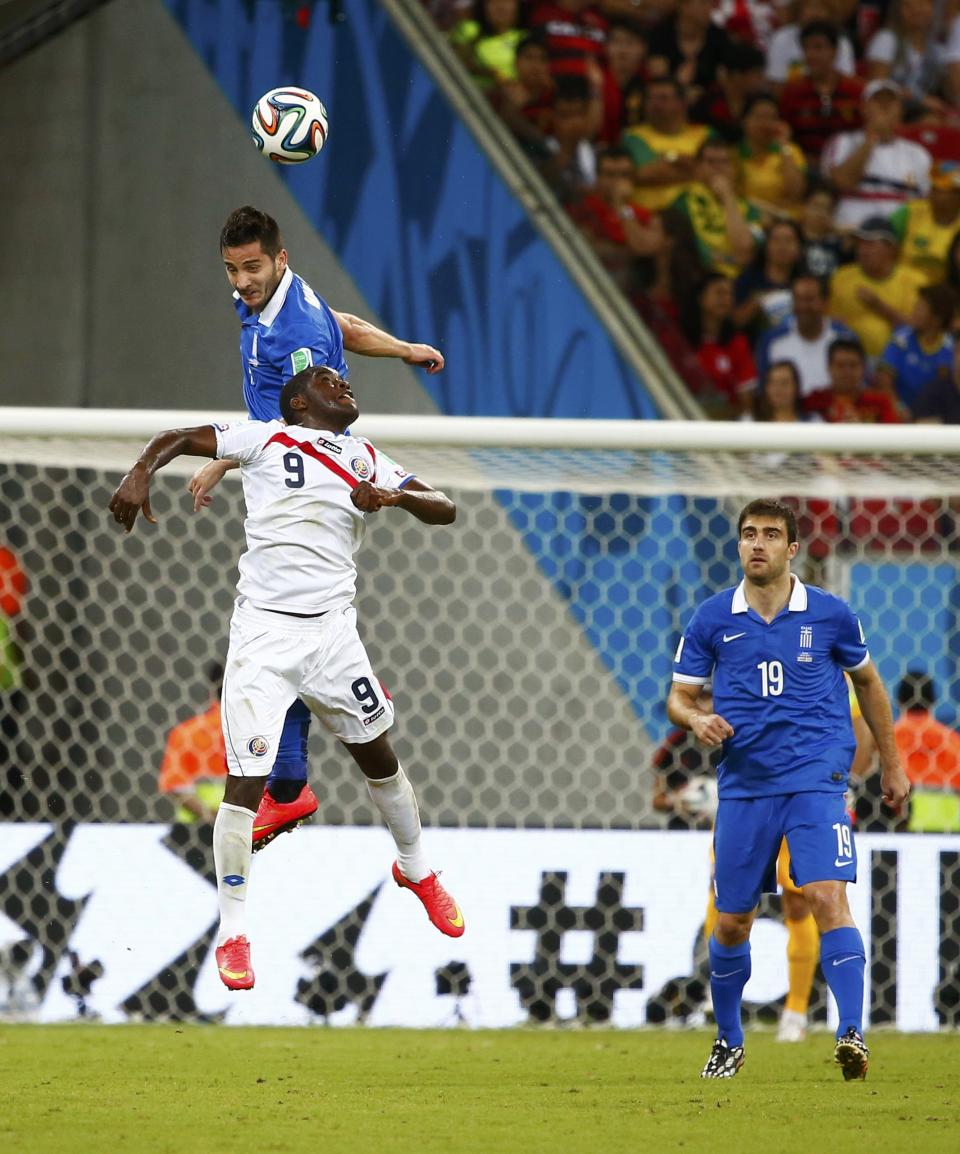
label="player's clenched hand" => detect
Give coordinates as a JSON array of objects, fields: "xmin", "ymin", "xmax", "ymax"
[
  {"xmin": 690, "ymin": 712, "xmax": 734, "ymax": 748},
  {"xmin": 351, "ymin": 481, "xmax": 404, "ymax": 514},
  {"xmin": 188, "ymin": 459, "xmax": 232, "ymax": 512},
  {"xmin": 404, "ymin": 344, "xmax": 444, "ymax": 373},
  {"xmin": 108, "ymin": 467, "xmax": 156, "ymax": 533},
  {"xmin": 880, "ymin": 762, "xmax": 911, "ymax": 811}
]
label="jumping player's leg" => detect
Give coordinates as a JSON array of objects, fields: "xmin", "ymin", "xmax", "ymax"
[
  {"xmin": 300, "ymin": 607, "xmax": 463, "ymax": 937},
  {"xmin": 214, "ymin": 605, "xmax": 300, "ymax": 987},
  {"xmin": 342, "ymin": 733, "xmax": 464, "ymax": 938},
  {"xmin": 266, "ymin": 700, "xmax": 311, "ymax": 801},
  {"xmin": 785, "ymin": 792, "xmax": 868, "ymax": 1079},
  {"xmin": 251, "ymin": 699, "xmax": 319, "ymax": 853}
]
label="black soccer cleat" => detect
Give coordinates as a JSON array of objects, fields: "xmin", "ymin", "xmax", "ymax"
[
  {"xmin": 700, "ymin": 1038, "xmax": 745, "ymax": 1079},
  {"xmin": 834, "ymin": 1027, "xmax": 870, "ymax": 1081}
]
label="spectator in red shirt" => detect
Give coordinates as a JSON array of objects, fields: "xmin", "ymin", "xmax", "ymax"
[
  {"xmin": 689, "ymin": 40, "xmax": 769, "ymax": 145},
  {"xmin": 681, "ymin": 272, "xmax": 758, "ymax": 416},
  {"xmin": 528, "ymin": 0, "xmax": 608, "ymax": 80},
  {"xmin": 635, "ymin": 206, "xmax": 706, "ymax": 326},
  {"xmin": 804, "ymin": 336, "xmax": 902, "ymax": 422},
  {"xmin": 598, "ymin": 16, "xmax": 647, "ymax": 143},
  {"xmin": 491, "ymin": 32, "xmax": 557, "ymax": 158},
  {"xmin": 567, "ymin": 147, "xmax": 661, "ymax": 291},
  {"xmin": 779, "ymin": 20, "xmax": 863, "ymax": 163}
]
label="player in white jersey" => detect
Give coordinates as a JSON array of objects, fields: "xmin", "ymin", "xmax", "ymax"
[
  {"xmin": 196, "ymin": 205, "xmax": 447, "ymax": 855},
  {"xmin": 110, "ymin": 365, "xmax": 465, "ymax": 991}
]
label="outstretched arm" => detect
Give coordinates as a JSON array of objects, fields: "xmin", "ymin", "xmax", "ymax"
[
  {"xmin": 109, "ymin": 425, "xmax": 219, "ymax": 533},
  {"xmin": 332, "ymin": 310, "xmax": 444, "ymax": 374},
  {"xmin": 848, "ymin": 661, "xmax": 910, "ymax": 809},
  {"xmin": 350, "ymin": 477, "xmax": 455, "ymax": 525}
]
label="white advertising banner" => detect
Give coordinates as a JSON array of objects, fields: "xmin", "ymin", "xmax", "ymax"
[{"xmin": 1, "ymin": 826, "xmax": 957, "ymax": 1031}]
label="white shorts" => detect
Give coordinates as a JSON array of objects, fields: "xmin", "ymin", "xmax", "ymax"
[{"xmin": 221, "ymin": 598, "xmax": 394, "ymax": 777}]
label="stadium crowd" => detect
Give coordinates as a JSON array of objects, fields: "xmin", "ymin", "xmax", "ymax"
[{"xmin": 427, "ymin": 0, "xmax": 960, "ymax": 423}]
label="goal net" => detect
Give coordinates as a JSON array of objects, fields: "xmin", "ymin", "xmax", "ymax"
[{"xmin": 0, "ymin": 410, "xmax": 958, "ymax": 1030}]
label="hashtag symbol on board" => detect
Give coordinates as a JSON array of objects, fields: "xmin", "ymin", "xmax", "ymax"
[{"xmin": 509, "ymin": 871, "xmax": 644, "ymax": 1023}]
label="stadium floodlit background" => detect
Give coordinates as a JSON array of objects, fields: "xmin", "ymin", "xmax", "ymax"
[{"xmin": 1, "ymin": 0, "xmax": 960, "ymax": 1056}]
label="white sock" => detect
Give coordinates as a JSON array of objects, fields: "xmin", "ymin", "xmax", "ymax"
[
  {"xmin": 365, "ymin": 765, "xmax": 430, "ymax": 882},
  {"xmin": 213, "ymin": 802, "xmax": 255, "ymax": 946}
]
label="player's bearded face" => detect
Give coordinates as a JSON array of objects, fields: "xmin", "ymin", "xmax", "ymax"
[
  {"xmin": 738, "ymin": 518, "xmax": 797, "ymax": 585},
  {"xmin": 222, "ymin": 241, "xmax": 287, "ymax": 313}
]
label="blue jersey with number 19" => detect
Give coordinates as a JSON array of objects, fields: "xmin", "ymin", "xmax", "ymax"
[
  {"xmin": 673, "ymin": 578, "xmax": 869, "ymax": 799},
  {"xmin": 234, "ymin": 266, "xmax": 348, "ymax": 421}
]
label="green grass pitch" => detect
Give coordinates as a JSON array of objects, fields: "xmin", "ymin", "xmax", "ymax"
[{"xmin": 2, "ymin": 1026, "xmax": 958, "ymax": 1154}]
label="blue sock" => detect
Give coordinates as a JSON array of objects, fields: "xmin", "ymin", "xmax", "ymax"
[
  {"xmin": 709, "ymin": 936, "xmax": 751, "ymax": 1048},
  {"xmin": 267, "ymin": 700, "xmax": 310, "ymax": 795},
  {"xmin": 820, "ymin": 926, "xmax": 866, "ymax": 1038}
]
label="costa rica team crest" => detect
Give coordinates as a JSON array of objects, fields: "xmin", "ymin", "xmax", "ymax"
[
  {"xmin": 350, "ymin": 456, "xmax": 371, "ymax": 480},
  {"xmin": 248, "ymin": 736, "xmax": 270, "ymax": 757}
]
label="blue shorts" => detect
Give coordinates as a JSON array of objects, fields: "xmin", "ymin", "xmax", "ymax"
[{"xmin": 713, "ymin": 792, "xmax": 856, "ymax": 915}]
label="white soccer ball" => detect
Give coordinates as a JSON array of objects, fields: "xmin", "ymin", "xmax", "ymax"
[
  {"xmin": 251, "ymin": 87, "xmax": 328, "ymax": 164},
  {"xmin": 675, "ymin": 775, "xmax": 719, "ymax": 820}
]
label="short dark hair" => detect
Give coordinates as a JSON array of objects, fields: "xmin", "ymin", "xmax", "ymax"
[
  {"xmin": 515, "ymin": 30, "xmax": 549, "ymax": 58},
  {"xmin": 743, "ymin": 92, "xmax": 779, "ymax": 119},
  {"xmin": 220, "ymin": 206, "xmax": 284, "ymax": 257},
  {"xmin": 804, "ymin": 179, "xmax": 838, "ymax": 205},
  {"xmin": 919, "ymin": 282, "xmax": 958, "ymax": 331},
  {"xmin": 737, "ymin": 499, "xmax": 799, "ymax": 544},
  {"xmin": 897, "ymin": 670, "xmax": 936, "ymax": 711},
  {"xmin": 554, "ymin": 75, "xmax": 592, "ymax": 105},
  {"xmin": 597, "ymin": 145, "xmax": 634, "ymax": 167},
  {"xmin": 828, "ymin": 336, "xmax": 866, "ymax": 364},
  {"xmin": 792, "ymin": 270, "xmax": 829, "ymax": 297},
  {"xmin": 799, "ymin": 19, "xmax": 840, "ymax": 47},
  {"xmin": 606, "ymin": 15, "xmax": 646, "ymax": 40},
  {"xmin": 721, "ymin": 40, "xmax": 765, "ymax": 73},
  {"xmin": 278, "ymin": 365, "xmax": 330, "ymax": 423},
  {"xmin": 646, "ymin": 75, "xmax": 686, "ymax": 101}
]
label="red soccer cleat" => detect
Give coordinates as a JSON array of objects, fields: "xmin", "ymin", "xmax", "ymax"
[
  {"xmin": 251, "ymin": 783, "xmax": 319, "ymax": 853},
  {"xmin": 392, "ymin": 861, "xmax": 465, "ymax": 938},
  {"xmin": 216, "ymin": 935, "xmax": 255, "ymax": 991}
]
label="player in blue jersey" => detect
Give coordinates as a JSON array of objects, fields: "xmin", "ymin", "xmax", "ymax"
[
  {"xmin": 668, "ymin": 498, "xmax": 910, "ymax": 1082},
  {"xmin": 189, "ymin": 205, "xmax": 445, "ymax": 853}
]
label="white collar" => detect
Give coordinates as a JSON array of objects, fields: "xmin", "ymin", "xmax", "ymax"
[
  {"xmin": 732, "ymin": 575, "xmax": 807, "ymax": 614},
  {"xmin": 257, "ymin": 266, "xmax": 294, "ymax": 329}
]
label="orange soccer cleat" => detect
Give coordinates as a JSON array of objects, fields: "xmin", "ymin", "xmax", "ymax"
[
  {"xmin": 216, "ymin": 935, "xmax": 255, "ymax": 991},
  {"xmin": 392, "ymin": 862, "xmax": 465, "ymax": 938},
  {"xmin": 251, "ymin": 783, "xmax": 319, "ymax": 853}
]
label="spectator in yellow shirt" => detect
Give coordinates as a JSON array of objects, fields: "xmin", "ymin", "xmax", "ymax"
[
  {"xmin": 828, "ymin": 216, "xmax": 926, "ymax": 359},
  {"xmin": 890, "ymin": 160, "xmax": 960, "ymax": 284},
  {"xmin": 737, "ymin": 93, "xmax": 807, "ymax": 221},
  {"xmin": 671, "ymin": 138, "xmax": 763, "ymax": 277},
  {"xmin": 622, "ymin": 75, "xmax": 711, "ymax": 212}
]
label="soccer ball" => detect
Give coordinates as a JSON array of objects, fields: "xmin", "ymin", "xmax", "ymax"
[
  {"xmin": 251, "ymin": 87, "xmax": 328, "ymax": 164},
  {"xmin": 675, "ymin": 775, "xmax": 719, "ymax": 821}
]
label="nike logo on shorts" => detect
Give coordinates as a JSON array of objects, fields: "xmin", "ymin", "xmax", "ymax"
[
  {"xmin": 834, "ymin": 857, "xmax": 853, "ymax": 867},
  {"xmin": 722, "ymin": 632, "xmax": 746, "ymax": 643}
]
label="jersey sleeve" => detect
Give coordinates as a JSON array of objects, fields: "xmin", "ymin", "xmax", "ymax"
[
  {"xmin": 833, "ymin": 600, "xmax": 870, "ymax": 671},
  {"xmin": 673, "ymin": 606, "xmax": 715, "ymax": 685},
  {"xmin": 214, "ymin": 420, "xmax": 275, "ymax": 464},
  {"xmin": 365, "ymin": 442, "xmax": 416, "ymax": 489}
]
